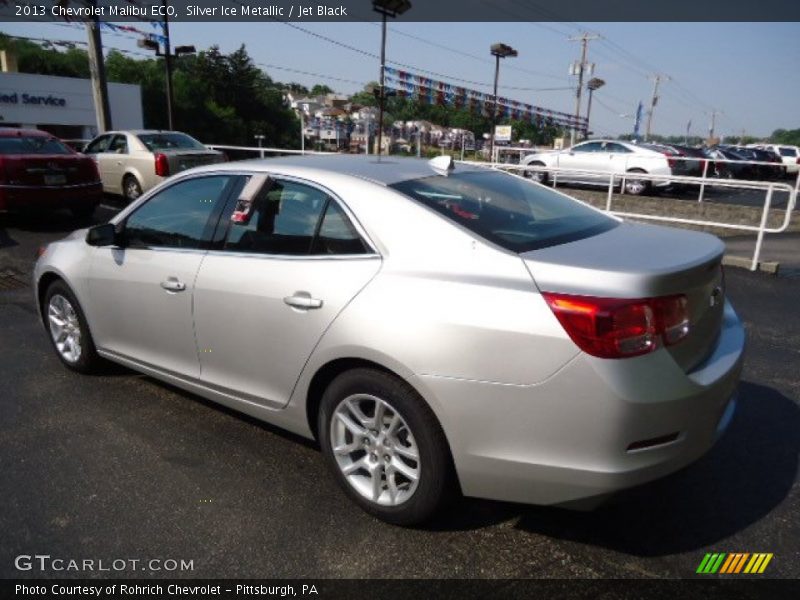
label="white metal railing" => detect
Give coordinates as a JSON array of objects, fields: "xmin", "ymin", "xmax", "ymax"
[
  {"xmin": 470, "ymin": 161, "xmax": 797, "ymax": 271},
  {"xmin": 205, "ymin": 144, "xmax": 336, "ymax": 158}
]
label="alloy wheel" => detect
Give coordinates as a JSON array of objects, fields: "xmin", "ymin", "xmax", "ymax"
[
  {"xmin": 48, "ymin": 294, "xmax": 82, "ymax": 363},
  {"xmin": 330, "ymin": 393, "xmax": 421, "ymax": 507}
]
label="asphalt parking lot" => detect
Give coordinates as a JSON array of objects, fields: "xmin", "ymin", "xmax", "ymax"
[{"xmin": 1, "ymin": 202, "xmax": 798, "ymax": 579}]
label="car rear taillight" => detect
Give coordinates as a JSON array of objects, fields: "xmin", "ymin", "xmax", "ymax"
[
  {"xmin": 662, "ymin": 152, "xmax": 677, "ymax": 169},
  {"xmin": 154, "ymin": 153, "xmax": 169, "ymax": 177},
  {"xmin": 542, "ymin": 293, "xmax": 690, "ymax": 359}
]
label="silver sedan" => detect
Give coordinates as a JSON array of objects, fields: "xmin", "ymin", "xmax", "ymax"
[{"xmin": 33, "ymin": 155, "xmax": 744, "ymax": 525}]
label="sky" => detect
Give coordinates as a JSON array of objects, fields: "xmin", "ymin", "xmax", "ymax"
[{"xmin": 2, "ymin": 19, "xmax": 798, "ymax": 139}]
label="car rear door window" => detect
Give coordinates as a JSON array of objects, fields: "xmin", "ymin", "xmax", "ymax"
[
  {"xmin": 85, "ymin": 135, "xmax": 111, "ymax": 154},
  {"xmin": 109, "ymin": 134, "xmax": 128, "ymax": 154},
  {"xmin": 311, "ymin": 201, "xmax": 369, "ymax": 255},
  {"xmin": 221, "ymin": 177, "xmax": 369, "ymax": 256},
  {"xmin": 123, "ymin": 175, "xmax": 233, "ymax": 249}
]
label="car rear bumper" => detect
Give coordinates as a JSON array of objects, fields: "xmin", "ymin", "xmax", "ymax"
[
  {"xmin": 0, "ymin": 181, "xmax": 103, "ymax": 211},
  {"xmin": 417, "ymin": 300, "xmax": 744, "ymax": 506}
]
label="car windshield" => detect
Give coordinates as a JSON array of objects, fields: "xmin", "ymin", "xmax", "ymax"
[
  {"xmin": 0, "ymin": 135, "xmax": 72, "ymax": 155},
  {"xmin": 137, "ymin": 132, "xmax": 205, "ymax": 151},
  {"xmin": 390, "ymin": 170, "xmax": 618, "ymax": 253}
]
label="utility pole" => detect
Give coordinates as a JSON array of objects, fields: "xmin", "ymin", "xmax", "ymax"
[
  {"xmin": 644, "ymin": 74, "xmax": 669, "ymax": 141},
  {"xmin": 85, "ymin": 5, "xmax": 111, "ymax": 133},
  {"xmin": 707, "ymin": 109, "xmax": 721, "ymax": 143},
  {"xmin": 162, "ymin": 0, "xmax": 175, "ymax": 130},
  {"xmin": 568, "ymin": 32, "xmax": 600, "ymax": 146}
]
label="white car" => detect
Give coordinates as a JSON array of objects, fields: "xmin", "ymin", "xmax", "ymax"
[
  {"xmin": 83, "ymin": 130, "xmax": 226, "ymax": 202},
  {"xmin": 749, "ymin": 144, "xmax": 799, "ymax": 175},
  {"xmin": 521, "ymin": 139, "xmax": 675, "ymax": 195}
]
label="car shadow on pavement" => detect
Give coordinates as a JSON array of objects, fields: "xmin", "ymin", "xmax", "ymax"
[
  {"xmin": 429, "ymin": 381, "xmax": 798, "ymax": 555},
  {"xmin": 1, "ymin": 211, "xmax": 100, "ymax": 234}
]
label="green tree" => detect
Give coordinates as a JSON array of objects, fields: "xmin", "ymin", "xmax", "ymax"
[{"xmin": 310, "ymin": 84, "xmax": 334, "ymax": 95}]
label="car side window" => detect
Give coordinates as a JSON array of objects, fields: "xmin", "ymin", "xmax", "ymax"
[
  {"xmin": 606, "ymin": 143, "xmax": 632, "ymax": 153},
  {"xmin": 123, "ymin": 176, "xmax": 232, "ymax": 250},
  {"xmin": 85, "ymin": 135, "xmax": 111, "ymax": 154},
  {"xmin": 109, "ymin": 134, "xmax": 128, "ymax": 154},
  {"xmin": 573, "ymin": 142, "xmax": 601, "ymax": 153},
  {"xmin": 311, "ymin": 201, "xmax": 369, "ymax": 255}
]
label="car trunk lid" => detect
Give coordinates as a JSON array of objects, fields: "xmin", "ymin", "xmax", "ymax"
[
  {"xmin": 521, "ymin": 221, "xmax": 726, "ymax": 371},
  {"xmin": 161, "ymin": 150, "xmax": 224, "ymax": 176},
  {"xmin": 0, "ymin": 153, "xmax": 96, "ymax": 186}
]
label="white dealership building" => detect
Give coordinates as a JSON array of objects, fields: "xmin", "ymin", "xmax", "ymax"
[{"xmin": 0, "ymin": 69, "xmax": 143, "ymax": 141}]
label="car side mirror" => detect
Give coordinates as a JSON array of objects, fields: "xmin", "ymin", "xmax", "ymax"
[{"xmin": 86, "ymin": 223, "xmax": 118, "ymax": 247}]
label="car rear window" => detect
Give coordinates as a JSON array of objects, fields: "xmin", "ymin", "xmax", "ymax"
[
  {"xmin": 0, "ymin": 136, "xmax": 72, "ymax": 155},
  {"xmin": 390, "ymin": 170, "xmax": 618, "ymax": 253},
  {"xmin": 137, "ymin": 132, "xmax": 205, "ymax": 151}
]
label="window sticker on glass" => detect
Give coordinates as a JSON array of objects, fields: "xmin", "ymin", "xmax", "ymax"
[{"xmin": 232, "ymin": 174, "xmax": 272, "ymax": 224}]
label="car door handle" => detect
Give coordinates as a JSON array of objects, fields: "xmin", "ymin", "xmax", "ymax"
[
  {"xmin": 160, "ymin": 278, "xmax": 186, "ymax": 292},
  {"xmin": 284, "ymin": 292, "xmax": 323, "ymax": 310}
]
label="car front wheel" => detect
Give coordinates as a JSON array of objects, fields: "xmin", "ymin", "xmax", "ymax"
[
  {"xmin": 44, "ymin": 280, "xmax": 102, "ymax": 374},
  {"xmin": 624, "ymin": 169, "xmax": 650, "ymax": 195},
  {"xmin": 524, "ymin": 161, "xmax": 548, "ymax": 184},
  {"xmin": 318, "ymin": 368, "xmax": 455, "ymax": 526}
]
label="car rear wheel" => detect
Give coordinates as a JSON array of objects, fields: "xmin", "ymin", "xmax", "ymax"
[
  {"xmin": 524, "ymin": 161, "xmax": 548, "ymax": 184},
  {"xmin": 122, "ymin": 175, "xmax": 143, "ymax": 204},
  {"xmin": 624, "ymin": 169, "xmax": 650, "ymax": 195},
  {"xmin": 318, "ymin": 368, "xmax": 455, "ymax": 525},
  {"xmin": 44, "ymin": 280, "xmax": 102, "ymax": 374}
]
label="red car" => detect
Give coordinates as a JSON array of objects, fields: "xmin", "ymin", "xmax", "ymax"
[{"xmin": 0, "ymin": 128, "xmax": 103, "ymax": 218}]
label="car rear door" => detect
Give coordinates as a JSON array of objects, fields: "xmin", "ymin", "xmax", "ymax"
[
  {"xmin": 87, "ymin": 174, "xmax": 237, "ymax": 378},
  {"xmin": 84, "ymin": 134, "xmax": 113, "ymax": 192},
  {"xmin": 192, "ymin": 174, "xmax": 381, "ymax": 409}
]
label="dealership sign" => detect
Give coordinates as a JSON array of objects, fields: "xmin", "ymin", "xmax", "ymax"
[{"xmin": 0, "ymin": 92, "xmax": 67, "ymax": 107}]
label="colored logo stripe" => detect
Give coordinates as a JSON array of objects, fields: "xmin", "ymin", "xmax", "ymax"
[{"xmin": 697, "ymin": 553, "xmax": 773, "ymax": 574}]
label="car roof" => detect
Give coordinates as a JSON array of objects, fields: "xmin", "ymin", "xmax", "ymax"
[
  {"xmin": 0, "ymin": 127, "xmax": 53, "ymax": 138},
  {"xmin": 204, "ymin": 154, "xmax": 488, "ymax": 186}
]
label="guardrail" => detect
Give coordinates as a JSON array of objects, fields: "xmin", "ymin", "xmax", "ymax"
[
  {"xmin": 205, "ymin": 144, "xmax": 335, "ymax": 158},
  {"xmin": 469, "ymin": 161, "xmax": 797, "ymax": 271}
]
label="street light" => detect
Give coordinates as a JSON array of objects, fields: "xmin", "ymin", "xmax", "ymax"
[
  {"xmin": 372, "ymin": 0, "xmax": 412, "ymax": 158},
  {"xmin": 584, "ymin": 77, "xmax": 605, "ymax": 139},
  {"xmin": 488, "ymin": 43, "xmax": 517, "ymax": 163},
  {"xmin": 137, "ymin": 0, "xmax": 196, "ymax": 130}
]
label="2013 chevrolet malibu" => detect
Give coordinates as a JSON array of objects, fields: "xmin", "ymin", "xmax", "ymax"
[{"xmin": 34, "ymin": 155, "xmax": 744, "ymax": 525}]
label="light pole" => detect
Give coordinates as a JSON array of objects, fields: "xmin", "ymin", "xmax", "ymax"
[
  {"xmin": 254, "ymin": 134, "xmax": 265, "ymax": 158},
  {"xmin": 489, "ymin": 43, "xmax": 517, "ymax": 163},
  {"xmin": 138, "ymin": 26, "xmax": 195, "ymax": 130},
  {"xmin": 585, "ymin": 77, "xmax": 605, "ymax": 139},
  {"xmin": 373, "ymin": 0, "xmax": 412, "ymax": 158}
]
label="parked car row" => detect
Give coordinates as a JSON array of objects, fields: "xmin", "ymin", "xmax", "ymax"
[
  {"xmin": 0, "ymin": 127, "xmax": 225, "ymax": 217},
  {"xmin": 519, "ymin": 139, "xmax": 795, "ymax": 195}
]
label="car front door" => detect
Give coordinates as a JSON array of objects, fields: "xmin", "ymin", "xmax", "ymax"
[
  {"xmin": 192, "ymin": 175, "xmax": 381, "ymax": 408},
  {"xmin": 558, "ymin": 141, "xmax": 604, "ymax": 183},
  {"xmin": 87, "ymin": 174, "xmax": 236, "ymax": 378}
]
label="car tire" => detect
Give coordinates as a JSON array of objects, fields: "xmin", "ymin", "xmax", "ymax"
[
  {"xmin": 624, "ymin": 169, "xmax": 650, "ymax": 195},
  {"xmin": 122, "ymin": 175, "xmax": 143, "ymax": 204},
  {"xmin": 318, "ymin": 368, "xmax": 455, "ymax": 526},
  {"xmin": 70, "ymin": 205, "xmax": 96, "ymax": 220},
  {"xmin": 524, "ymin": 161, "xmax": 548, "ymax": 184},
  {"xmin": 43, "ymin": 280, "xmax": 103, "ymax": 374}
]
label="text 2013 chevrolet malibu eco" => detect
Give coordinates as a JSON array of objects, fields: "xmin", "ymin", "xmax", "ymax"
[{"xmin": 34, "ymin": 155, "xmax": 744, "ymax": 525}]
